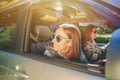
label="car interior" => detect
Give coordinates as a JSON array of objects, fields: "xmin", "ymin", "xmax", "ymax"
[{"xmin": 27, "ymin": 1, "xmax": 113, "ymax": 76}]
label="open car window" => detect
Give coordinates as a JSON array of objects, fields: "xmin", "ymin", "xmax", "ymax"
[
  {"xmin": 0, "ymin": 6, "xmax": 19, "ymax": 50},
  {"xmin": 26, "ymin": 0, "xmax": 117, "ymax": 77}
]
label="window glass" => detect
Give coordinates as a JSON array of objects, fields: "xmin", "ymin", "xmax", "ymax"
[
  {"xmin": 95, "ymin": 27, "xmax": 112, "ymax": 44},
  {"xmin": 79, "ymin": 26, "xmax": 112, "ymax": 44},
  {"xmin": 0, "ymin": 24, "xmax": 16, "ymax": 49},
  {"xmin": 0, "ymin": 9, "xmax": 18, "ymax": 50},
  {"xmin": 104, "ymin": 0, "xmax": 120, "ymax": 8}
]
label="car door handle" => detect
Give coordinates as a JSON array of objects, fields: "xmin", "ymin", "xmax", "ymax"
[{"xmin": 10, "ymin": 65, "xmax": 29, "ymax": 79}]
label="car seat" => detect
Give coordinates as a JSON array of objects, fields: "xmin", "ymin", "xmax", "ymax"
[{"xmin": 29, "ymin": 25, "xmax": 51, "ymax": 55}]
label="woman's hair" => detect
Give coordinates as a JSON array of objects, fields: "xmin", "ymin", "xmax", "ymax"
[
  {"xmin": 59, "ymin": 23, "xmax": 81, "ymax": 60},
  {"xmin": 82, "ymin": 25, "xmax": 96, "ymax": 45}
]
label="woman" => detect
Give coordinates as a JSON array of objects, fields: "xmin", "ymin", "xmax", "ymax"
[
  {"xmin": 44, "ymin": 23, "xmax": 88, "ymax": 63},
  {"xmin": 82, "ymin": 25, "xmax": 106, "ymax": 63}
]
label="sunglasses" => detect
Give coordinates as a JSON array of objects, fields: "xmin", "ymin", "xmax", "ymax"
[
  {"xmin": 54, "ymin": 35, "xmax": 71, "ymax": 42},
  {"xmin": 93, "ymin": 31, "xmax": 97, "ymax": 34}
]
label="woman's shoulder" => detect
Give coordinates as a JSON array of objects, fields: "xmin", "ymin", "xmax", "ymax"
[
  {"xmin": 83, "ymin": 41, "xmax": 94, "ymax": 48},
  {"xmin": 44, "ymin": 46, "xmax": 68, "ymax": 60}
]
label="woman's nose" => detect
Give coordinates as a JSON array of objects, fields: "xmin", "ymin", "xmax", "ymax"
[{"xmin": 48, "ymin": 41, "xmax": 54, "ymax": 47}]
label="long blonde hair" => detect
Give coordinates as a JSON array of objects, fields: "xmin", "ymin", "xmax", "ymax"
[{"xmin": 59, "ymin": 23, "xmax": 81, "ymax": 60}]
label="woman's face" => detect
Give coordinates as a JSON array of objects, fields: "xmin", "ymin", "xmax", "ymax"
[
  {"xmin": 52, "ymin": 27, "xmax": 71, "ymax": 53},
  {"xmin": 91, "ymin": 28, "xmax": 97, "ymax": 39}
]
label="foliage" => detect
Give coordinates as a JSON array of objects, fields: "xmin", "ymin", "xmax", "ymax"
[
  {"xmin": 95, "ymin": 34, "xmax": 111, "ymax": 44},
  {"xmin": 95, "ymin": 37, "xmax": 110, "ymax": 44},
  {"xmin": 0, "ymin": 24, "xmax": 15, "ymax": 49},
  {"xmin": 97, "ymin": 27, "xmax": 112, "ymax": 34}
]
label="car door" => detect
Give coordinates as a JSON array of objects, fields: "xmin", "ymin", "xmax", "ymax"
[
  {"xmin": 0, "ymin": 50, "xmax": 11, "ymax": 80},
  {"xmin": 0, "ymin": 24, "xmax": 18, "ymax": 80},
  {"xmin": 8, "ymin": 53, "xmax": 106, "ymax": 80}
]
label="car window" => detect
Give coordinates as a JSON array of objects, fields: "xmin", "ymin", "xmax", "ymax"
[
  {"xmin": 25, "ymin": 4, "xmax": 104, "ymax": 75},
  {"xmin": 0, "ymin": 8, "xmax": 19, "ymax": 50},
  {"xmin": 29, "ymin": 5, "xmax": 87, "ymax": 63},
  {"xmin": 103, "ymin": 0, "xmax": 120, "ymax": 8},
  {"xmin": 0, "ymin": 24, "xmax": 15, "ymax": 49},
  {"xmin": 95, "ymin": 27, "xmax": 112, "ymax": 44},
  {"xmin": 26, "ymin": 1, "xmax": 115, "ymax": 77}
]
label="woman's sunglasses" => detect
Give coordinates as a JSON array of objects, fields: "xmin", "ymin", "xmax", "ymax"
[
  {"xmin": 54, "ymin": 35, "xmax": 71, "ymax": 42},
  {"xmin": 93, "ymin": 31, "xmax": 97, "ymax": 34},
  {"xmin": 52, "ymin": 32, "xmax": 71, "ymax": 42}
]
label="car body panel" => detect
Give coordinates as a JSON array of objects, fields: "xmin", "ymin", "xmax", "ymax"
[
  {"xmin": 0, "ymin": 50, "xmax": 12, "ymax": 80},
  {"xmin": 4, "ymin": 52, "xmax": 104, "ymax": 80}
]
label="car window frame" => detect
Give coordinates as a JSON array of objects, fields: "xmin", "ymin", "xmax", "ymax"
[{"xmin": 23, "ymin": 5, "xmax": 105, "ymax": 77}]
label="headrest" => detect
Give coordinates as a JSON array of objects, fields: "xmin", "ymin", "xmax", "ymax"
[{"xmin": 30, "ymin": 25, "xmax": 51, "ymax": 42}]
